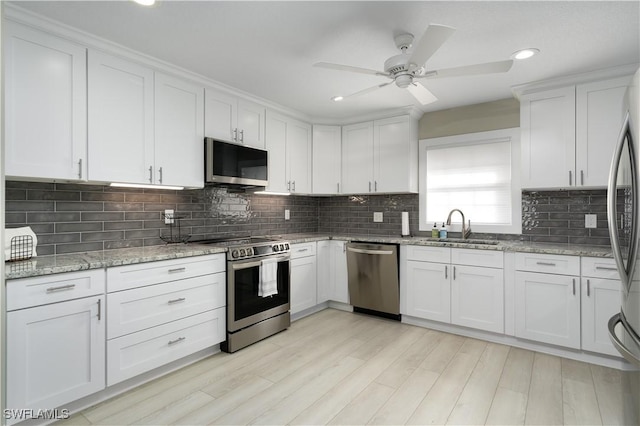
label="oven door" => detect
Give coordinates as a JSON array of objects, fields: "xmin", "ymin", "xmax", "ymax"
[{"xmin": 227, "ymin": 254, "xmax": 290, "ymax": 332}]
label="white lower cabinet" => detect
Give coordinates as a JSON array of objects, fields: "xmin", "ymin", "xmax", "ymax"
[
  {"xmin": 316, "ymin": 240, "xmax": 349, "ymax": 304},
  {"xmin": 6, "ymin": 271, "xmax": 106, "ymax": 421},
  {"xmin": 404, "ymin": 259, "xmax": 451, "ymax": 323},
  {"xmin": 290, "ymin": 242, "xmax": 317, "ymax": 314},
  {"xmin": 451, "ymin": 264, "xmax": 504, "ymax": 333},
  {"xmin": 106, "ymin": 254, "xmax": 226, "ymax": 385}
]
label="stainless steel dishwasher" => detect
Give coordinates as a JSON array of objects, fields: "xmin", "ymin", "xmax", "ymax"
[{"xmin": 346, "ymin": 242, "xmax": 400, "ymax": 320}]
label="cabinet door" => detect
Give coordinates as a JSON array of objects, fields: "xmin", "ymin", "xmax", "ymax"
[
  {"xmin": 576, "ymin": 77, "xmax": 630, "ymax": 187},
  {"xmin": 581, "ymin": 277, "xmax": 621, "ymax": 356},
  {"xmin": 288, "ymin": 119, "xmax": 312, "ymax": 194},
  {"xmin": 204, "ymin": 88, "xmax": 236, "ymax": 143},
  {"xmin": 515, "ymin": 271, "xmax": 580, "ymax": 348},
  {"xmin": 342, "ymin": 121, "xmax": 374, "ymax": 194},
  {"xmin": 291, "ymin": 255, "xmax": 317, "ymax": 314},
  {"xmin": 374, "ymin": 115, "xmax": 417, "ymax": 193},
  {"xmin": 155, "ymin": 73, "xmax": 204, "ymax": 188},
  {"xmin": 316, "ymin": 241, "xmax": 331, "ymax": 304},
  {"xmin": 265, "ymin": 111, "xmax": 289, "ymax": 193},
  {"xmin": 451, "ymin": 265, "xmax": 504, "ymax": 333},
  {"xmin": 237, "ymin": 99, "xmax": 266, "ymax": 148},
  {"xmin": 521, "ymin": 86, "xmax": 576, "ymax": 189},
  {"xmin": 7, "ymin": 296, "xmax": 105, "ymax": 415},
  {"xmin": 403, "ymin": 260, "xmax": 450, "ymax": 323},
  {"xmin": 313, "ymin": 125, "xmax": 342, "ymax": 194},
  {"xmin": 331, "ymin": 241, "xmax": 349, "ymax": 304},
  {"xmin": 88, "ymin": 50, "xmax": 154, "ymax": 184},
  {"xmin": 4, "ymin": 21, "xmax": 87, "ymax": 181}
]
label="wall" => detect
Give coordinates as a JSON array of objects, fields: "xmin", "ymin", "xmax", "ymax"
[{"xmin": 418, "ymin": 98, "xmax": 520, "ymax": 139}]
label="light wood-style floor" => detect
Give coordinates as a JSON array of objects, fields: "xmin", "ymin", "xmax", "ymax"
[{"xmin": 62, "ymin": 309, "xmax": 628, "ymax": 425}]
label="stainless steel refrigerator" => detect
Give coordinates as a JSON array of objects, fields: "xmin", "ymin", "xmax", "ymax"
[{"xmin": 607, "ymin": 68, "xmax": 640, "ymax": 425}]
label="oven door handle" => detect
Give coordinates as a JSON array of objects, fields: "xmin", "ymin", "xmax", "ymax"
[{"xmin": 231, "ymin": 255, "xmax": 290, "ymax": 270}]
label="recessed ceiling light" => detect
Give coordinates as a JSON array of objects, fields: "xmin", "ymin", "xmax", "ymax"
[
  {"xmin": 512, "ymin": 48, "xmax": 540, "ymax": 60},
  {"xmin": 133, "ymin": 0, "xmax": 156, "ymax": 6},
  {"xmin": 331, "ymin": 96, "xmax": 344, "ymax": 102}
]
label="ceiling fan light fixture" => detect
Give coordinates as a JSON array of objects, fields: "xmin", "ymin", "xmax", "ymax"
[
  {"xmin": 512, "ymin": 48, "xmax": 539, "ymax": 60},
  {"xmin": 395, "ymin": 74, "xmax": 413, "ymax": 88},
  {"xmin": 331, "ymin": 95, "xmax": 344, "ymax": 102}
]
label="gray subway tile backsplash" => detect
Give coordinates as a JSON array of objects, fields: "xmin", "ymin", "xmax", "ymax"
[{"xmin": 4, "ymin": 181, "xmax": 614, "ymax": 255}]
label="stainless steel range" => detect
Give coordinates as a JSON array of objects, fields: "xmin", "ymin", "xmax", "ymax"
[{"xmin": 194, "ymin": 236, "xmax": 291, "ymax": 353}]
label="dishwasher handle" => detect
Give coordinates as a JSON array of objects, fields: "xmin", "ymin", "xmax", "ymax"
[{"xmin": 347, "ymin": 247, "xmax": 394, "ymax": 255}]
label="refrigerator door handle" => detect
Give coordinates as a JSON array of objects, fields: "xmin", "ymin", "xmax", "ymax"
[
  {"xmin": 607, "ymin": 112, "xmax": 638, "ymax": 294},
  {"xmin": 608, "ymin": 313, "xmax": 640, "ymax": 366}
]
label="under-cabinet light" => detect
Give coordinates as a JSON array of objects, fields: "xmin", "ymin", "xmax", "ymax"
[
  {"xmin": 253, "ymin": 191, "xmax": 291, "ymax": 196},
  {"xmin": 109, "ymin": 182, "xmax": 184, "ymax": 191}
]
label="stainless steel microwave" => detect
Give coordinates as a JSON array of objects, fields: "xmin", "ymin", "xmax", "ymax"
[{"xmin": 205, "ymin": 138, "xmax": 268, "ymax": 187}]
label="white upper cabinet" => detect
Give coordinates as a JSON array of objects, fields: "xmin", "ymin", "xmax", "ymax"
[
  {"xmin": 312, "ymin": 125, "xmax": 342, "ymax": 194},
  {"xmin": 155, "ymin": 73, "xmax": 204, "ymax": 188},
  {"xmin": 88, "ymin": 50, "xmax": 155, "ymax": 184},
  {"xmin": 265, "ymin": 111, "xmax": 312, "ymax": 194},
  {"xmin": 521, "ymin": 76, "xmax": 630, "ymax": 189},
  {"xmin": 341, "ymin": 115, "xmax": 418, "ymax": 194},
  {"xmin": 205, "ymin": 88, "xmax": 265, "ymax": 148},
  {"xmin": 4, "ymin": 21, "xmax": 87, "ymax": 181}
]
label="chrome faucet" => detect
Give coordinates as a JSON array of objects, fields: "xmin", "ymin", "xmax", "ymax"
[{"xmin": 446, "ymin": 209, "xmax": 471, "ymax": 239}]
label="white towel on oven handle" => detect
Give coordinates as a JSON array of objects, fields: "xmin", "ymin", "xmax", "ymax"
[{"xmin": 259, "ymin": 257, "xmax": 279, "ymax": 297}]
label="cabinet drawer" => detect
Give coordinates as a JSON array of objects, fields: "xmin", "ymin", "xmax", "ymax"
[
  {"xmin": 7, "ymin": 269, "xmax": 105, "ymax": 311},
  {"xmin": 515, "ymin": 252, "xmax": 580, "ymax": 275},
  {"xmin": 107, "ymin": 254, "xmax": 225, "ymax": 292},
  {"xmin": 581, "ymin": 257, "xmax": 620, "ymax": 279},
  {"xmin": 107, "ymin": 307, "xmax": 225, "ymax": 386},
  {"xmin": 406, "ymin": 245, "xmax": 451, "ymax": 263},
  {"xmin": 452, "ymin": 248, "xmax": 503, "ymax": 268},
  {"xmin": 291, "ymin": 242, "xmax": 316, "ymax": 259},
  {"xmin": 107, "ymin": 272, "xmax": 225, "ymax": 339}
]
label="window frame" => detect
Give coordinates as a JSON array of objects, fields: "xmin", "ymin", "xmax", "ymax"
[{"xmin": 418, "ymin": 127, "xmax": 522, "ymax": 234}]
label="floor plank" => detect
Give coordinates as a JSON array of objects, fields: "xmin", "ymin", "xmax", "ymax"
[
  {"xmin": 561, "ymin": 358, "xmax": 602, "ymax": 425},
  {"xmin": 524, "ymin": 353, "xmax": 564, "ymax": 426}
]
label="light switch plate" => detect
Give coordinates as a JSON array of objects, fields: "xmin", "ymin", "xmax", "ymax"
[
  {"xmin": 285, "ymin": 209, "xmax": 290, "ymax": 220},
  {"xmin": 164, "ymin": 209, "xmax": 174, "ymax": 224},
  {"xmin": 373, "ymin": 212, "xmax": 383, "ymax": 222},
  {"xmin": 585, "ymin": 214, "xmax": 597, "ymax": 228}
]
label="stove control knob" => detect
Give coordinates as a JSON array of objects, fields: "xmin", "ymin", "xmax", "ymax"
[
  {"xmin": 239, "ymin": 249, "xmax": 246, "ymax": 257},
  {"xmin": 231, "ymin": 250, "xmax": 239, "ymax": 258},
  {"xmin": 272, "ymin": 245, "xmax": 279, "ymax": 252},
  {"xmin": 285, "ymin": 243, "xmax": 290, "ymax": 250},
  {"xmin": 279, "ymin": 244, "xmax": 285, "ymax": 251},
  {"xmin": 246, "ymin": 248, "xmax": 253, "ymax": 256}
]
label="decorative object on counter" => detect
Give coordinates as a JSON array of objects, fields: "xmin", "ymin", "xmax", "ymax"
[
  {"xmin": 160, "ymin": 212, "xmax": 191, "ymax": 244},
  {"xmin": 431, "ymin": 223, "xmax": 439, "ymax": 238},
  {"xmin": 439, "ymin": 223, "xmax": 448, "ymax": 239},
  {"xmin": 5, "ymin": 226, "xmax": 38, "ymax": 261},
  {"xmin": 401, "ymin": 211, "xmax": 410, "ymax": 236}
]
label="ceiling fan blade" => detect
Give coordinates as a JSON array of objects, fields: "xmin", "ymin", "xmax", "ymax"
[
  {"xmin": 409, "ymin": 24, "xmax": 456, "ymax": 67},
  {"xmin": 407, "ymin": 82, "xmax": 438, "ymax": 105},
  {"xmin": 340, "ymin": 81, "xmax": 394, "ymax": 100},
  {"xmin": 314, "ymin": 62, "xmax": 389, "ymax": 77},
  {"xmin": 424, "ymin": 60, "xmax": 514, "ymax": 79}
]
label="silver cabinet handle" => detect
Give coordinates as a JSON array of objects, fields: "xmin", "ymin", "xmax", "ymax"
[
  {"xmin": 149, "ymin": 166, "xmax": 153, "ymax": 183},
  {"xmin": 297, "ymin": 248, "xmax": 309, "ymax": 252},
  {"xmin": 572, "ymin": 278, "xmax": 576, "ymax": 295},
  {"xmin": 595, "ymin": 266, "xmax": 618, "ymax": 271},
  {"xmin": 581, "ymin": 170, "xmax": 584, "ymax": 186},
  {"xmin": 97, "ymin": 298, "xmax": 102, "ymax": 320},
  {"xmin": 46, "ymin": 284, "xmax": 76, "ymax": 293},
  {"xmin": 337, "ymin": 183, "xmax": 340, "ymax": 193},
  {"xmin": 369, "ymin": 181, "xmax": 372, "ymax": 192},
  {"xmin": 569, "ymin": 170, "xmax": 572, "ymax": 186},
  {"xmin": 168, "ymin": 267, "xmax": 186, "ymax": 273},
  {"xmin": 158, "ymin": 166, "xmax": 163, "ymax": 184},
  {"xmin": 536, "ymin": 261, "xmax": 556, "ymax": 266},
  {"xmin": 292, "ymin": 181, "xmax": 296, "ymax": 192},
  {"xmin": 168, "ymin": 337, "xmax": 186, "ymax": 346},
  {"xmin": 240, "ymin": 129, "xmax": 244, "ymax": 142},
  {"xmin": 287, "ymin": 181, "xmax": 291, "ymax": 191},
  {"xmin": 233, "ymin": 128, "xmax": 238, "ymax": 141},
  {"xmin": 375, "ymin": 181, "xmax": 378, "ymax": 192},
  {"xmin": 78, "ymin": 159, "xmax": 83, "ymax": 179},
  {"xmin": 168, "ymin": 297, "xmax": 186, "ymax": 304},
  {"xmin": 453, "ymin": 266, "xmax": 456, "ymax": 280},
  {"xmin": 445, "ymin": 265, "xmax": 448, "ymax": 279},
  {"xmin": 587, "ymin": 279, "xmax": 590, "ymax": 297}
]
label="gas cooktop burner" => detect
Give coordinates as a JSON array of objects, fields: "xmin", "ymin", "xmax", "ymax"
[{"xmin": 192, "ymin": 236, "xmax": 290, "ymax": 260}]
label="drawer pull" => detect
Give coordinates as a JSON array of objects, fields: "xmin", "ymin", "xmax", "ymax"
[
  {"xmin": 168, "ymin": 337, "xmax": 186, "ymax": 346},
  {"xmin": 587, "ymin": 279, "xmax": 591, "ymax": 297},
  {"xmin": 168, "ymin": 297, "xmax": 186, "ymax": 305},
  {"xmin": 445, "ymin": 265, "xmax": 448, "ymax": 279},
  {"xmin": 536, "ymin": 261, "xmax": 556, "ymax": 266},
  {"xmin": 453, "ymin": 266, "xmax": 456, "ymax": 280},
  {"xmin": 168, "ymin": 267, "xmax": 186, "ymax": 273},
  {"xmin": 97, "ymin": 299, "xmax": 102, "ymax": 321},
  {"xmin": 573, "ymin": 278, "xmax": 576, "ymax": 295},
  {"xmin": 595, "ymin": 266, "xmax": 618, "ymax": 271},
  {"xmin": 46, "ymin": 284, "xmax": 76, "ymax": 293},
  {"xmin": 297, "ymin": 248, "xmax": 309, "ymax": 252}
]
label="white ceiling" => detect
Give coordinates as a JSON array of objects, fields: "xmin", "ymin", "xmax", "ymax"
[{"xmin": 9, "ymin": 1, "xmax": 640, "ymax": 120}]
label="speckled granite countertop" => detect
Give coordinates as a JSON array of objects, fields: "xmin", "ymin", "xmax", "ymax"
[{"xmin": 5, "ymin": 233, "xmax": 613, "ymax": 280}]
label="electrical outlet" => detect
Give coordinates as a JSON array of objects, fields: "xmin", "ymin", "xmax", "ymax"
[
  {"xmin": 284, "ymin": 209, "xmax": 290, "ymax": 220},
  {"xmin": 164, "ymin": 209, "xmax": 174, "ymax": 224},
  {"xmin": 585, "ymin": 214, "xmax": 597, "ymax": 228},
  {"xmin": 373, "ymin": 212, "xmax": 383, "ymax": 223}
]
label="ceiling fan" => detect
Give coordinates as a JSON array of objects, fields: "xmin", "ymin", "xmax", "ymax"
[{"xmin": 314, "ymin": 24, "xmax": 513, "ymax": 105}]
